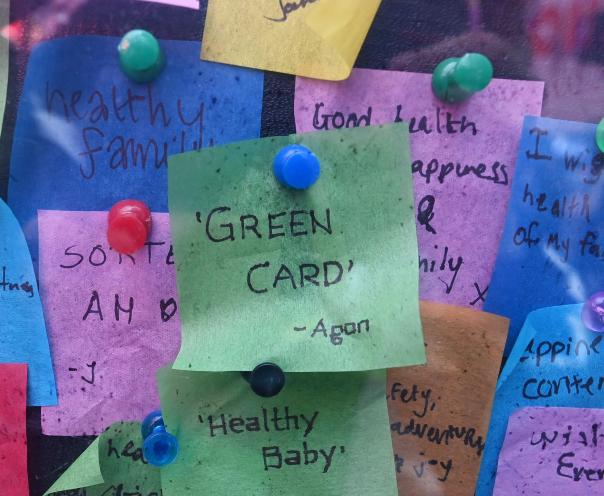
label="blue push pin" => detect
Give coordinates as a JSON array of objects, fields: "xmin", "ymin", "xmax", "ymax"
[
  {"xmin": 582, "ymin": 292, "xmax": 604, "ymax": 333},
  {"xmin": 273, "ymin": 144, "xmax": 320, "ymax": 190},
  {"xmin": 141, "ymin": 410, "xmax": 179, "ymax": 467},
  {"xmin": 241, "ymin": 362, "xmax": 285, "ymax": 398}
]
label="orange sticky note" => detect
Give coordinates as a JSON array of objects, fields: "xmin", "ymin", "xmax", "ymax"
[
  {"xmin": 388, "ymin": 302, "xmax": 507, "ymax": 496},
  {"xmin": 0, "ymin": 363, "xmax": 28, "ymax": 495}
]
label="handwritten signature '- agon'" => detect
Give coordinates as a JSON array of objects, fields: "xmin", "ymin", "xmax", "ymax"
[{"xmin": 264, "ymin": 0, "xmax": 319, "ymax": 23}]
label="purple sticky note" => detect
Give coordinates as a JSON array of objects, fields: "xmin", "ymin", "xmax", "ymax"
[
  {"xmin": 494, "ymin": 407, "xmax": 604, "ymax": 495},
  {"xmin": 295, "ymin": 69, "xmax": 544, "ymax": 308},
  {"xmin": 39, "ymin": 210, "xmax": 180, "ymax": 436}
]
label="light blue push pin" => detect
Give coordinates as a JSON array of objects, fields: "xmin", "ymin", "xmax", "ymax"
[
  {"xmin": 273, "ymin": 144, "xmax": 320, "ymax": 190},
  {"xmin": 141, "ymin": 410, "xmax": 178, "ymax": 467}
]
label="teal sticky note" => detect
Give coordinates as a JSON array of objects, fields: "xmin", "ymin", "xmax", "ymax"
[
  {"xmin": 0, "ymin": 199, "xmax": 56, "ymax": 405},
  {"xmin": 158, "ymin": 369, "xmax": 398, "ymax": 495},
  {"xmin": 476, "ymin": 304, "xmax": 604, "ymax": 495},
  {"xmin": 168, "ymin": 124, "xmax": 425, "ymax": 372}
]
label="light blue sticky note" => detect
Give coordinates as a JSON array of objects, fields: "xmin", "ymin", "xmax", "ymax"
[
  {"xmin": 0, "ymin": 199, "xmax": 56, "ymax": 405},
  {"xmin": 476, "ymin": 304, "xmax": 604, "ymax": 495},
  {"xmin": 485, "ymin": 116, "xmax": 604, "ymax": 355},
  {"xmin": 8, "ymin": 35, "xmax": 264, "ymax": 263}
]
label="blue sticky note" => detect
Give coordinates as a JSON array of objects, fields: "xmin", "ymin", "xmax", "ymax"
[
  {"xmin": 485, "ymin": 116, "xmax": 604, "ymax": 355},
  {"xmin": 0, "ymin": 199, "xmax": 56, "ymax": 406},
  {"xmin": 8, "ymin": 35, "xmax": 264, "ymax": 262},
  {"xmin": 476, "ymin": 304, "xmax": 604, "ymax": 495}
]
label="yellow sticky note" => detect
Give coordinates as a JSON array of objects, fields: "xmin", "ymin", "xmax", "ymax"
[{"xmin": 201, "ymin": 0, "xmax": 382, "ymax": 80}]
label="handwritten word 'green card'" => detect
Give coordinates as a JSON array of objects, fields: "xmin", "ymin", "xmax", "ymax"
[
  {"xmin": 158, "ymin": 368, "xmax": 397, "ymax": 495},
  {"xmin": 45, "ymin": 422, "xmax": 160, "ymax": 495},
  {"xmin": 168, "ymin": 124, "xmax": 424, "ymax": 372}
]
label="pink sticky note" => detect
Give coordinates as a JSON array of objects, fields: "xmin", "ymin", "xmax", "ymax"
[
  {"xmin": 0, "ymin": 363, "xmax": 28, "ymax": 496},
  {"xmin": 39, "ymin": 211, "xmax": 180, "ymax": 436},
  {"xmin": 494, "ymin": 407, "xmax": 604, "ymax": 495},
  {"xmin": 135, "ymin": 0, "xmax": 199, "ymax": 9},
  {"xmin": 295, "ymin": 70, "xmax": 544, "ymax": 308}
]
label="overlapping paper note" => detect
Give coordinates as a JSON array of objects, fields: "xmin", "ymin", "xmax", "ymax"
[
  {"xmin": 485, "ymin": 116, "xmax": 604, "ymax": 354},
  {"xmin": 0, "ymin": 199, "xmax": 56, "ymax": 405},
  {"xmin": 494, "ymin": 407, "xmax": 604, "ymax": 495},
  {"xmin": 295, "ymin": 69, "xmax": 544, "ymax": 308},
  {"xmin": 168, "ymin": 124, "xmax": 425, "ymax": 372},
  {"xmin": 201, "ymin": 0, "xmax": 381, "ymax": 80},
  {"xmin": 388, "ymin": 302, "xmax": 507, "ymax": 495},
  {"xmin": 9, "ymin": 36, "xmax": 263, "ymax": 263},
  {"xmin": 476, "ymin": 304, "xmax": 604, "ymax": 495},
  {"xmin": 45, "ymin": 422, "xmax": 161, "ymax": 495},
  {"xmin": 158, "ymin": 369, "xmax": 397, "ymax": 495},
  {"xmin": 39, "ymin": 211, "xmax": 180, "ymax": 436},
  {"xmin": 0, "ymin": 364, "xmax": 28, "ymax": 496}
]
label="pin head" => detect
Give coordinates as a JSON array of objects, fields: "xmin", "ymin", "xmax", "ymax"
[
  {"xmin": 432, "ymin": 53, "xmax": 493, "ymax": 103},
  {"xmin": 596, "ymin": 118, "xmax": 604, "ymax": 153},
  {"xmin": 245, "ymin": 362, "xmax": 285, "ymax": 398},
  {"xmin": 453, "ymin": 53, "xmax": 493, "ymax": 93},
  {"xmin": 582, "ymin": 292, "xmax": 604, "ymax": 332},
  {"xmin": 143, "ymin": 427, "xmax": 179, "ymax": 467},
  {"xmin": 118, "ymin": 29, "xmax": 165, "ymax": 83},
  {"xmin": 141, "ymin": 410, "xmax": 178, "ymax": 467},
  {"xmin": 273, "ymin": 144, "xmax": 320, "ymax": 190},
  {"xmin": 107, "ymin": 199, "xmax": 152, "ymax": 255}
]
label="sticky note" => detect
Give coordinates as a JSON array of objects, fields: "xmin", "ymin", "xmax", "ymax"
[
  {"xmin": 8, "ymin": 36, "xmax": 263, "ymax": 264},
  {"xmin": 494, "ymin": 406, "xmax": 604, "ymax": 495},
  {"xmin": 476, "ymin": 304, "xmax": 604, "ymax": 495},
  {"xmin": 136, "ymin": 0, "xmax": 198, "ymax": 8},
  {"xmin": 158, "ymin": 368, "xmax": 398, "ymax": 495},
  {"xmin": 0, "ymin": 364, "xmax": 28, "ymax": 496},
  {"xmin": 388, "ymin": 301, "xmax": 507, "ymax": 495},
  {"xmin": 39, "ymin": 210, "xmax": 179, "ymax": 436},
  {"xmin": 201, "ymin": 0, "xmax": 381, "ymax": 80},
  {"xmin": 0, "ymin": 0, "xmax": 8, "ymax": 132},
  {"xmin": 0, "ymin": 199, "xmax": 56, "ymax": 405},
  {"xmin": 485, "ymin": 116, "xmax": 604, "ymax": 354},
  {"xmin": 168, "ymin": 124, "xmax": 425, "ymax": 372},
  {"xmin": 45, "ymin": 421, "xmax": 161, "ymax": 495},
  {"xmin": 295, "ymin": 69, "xmax": 544, "ymax": 309}
]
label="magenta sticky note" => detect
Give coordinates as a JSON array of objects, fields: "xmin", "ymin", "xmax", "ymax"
[
  {"xmin": 39, "ymin": 210, "xmax": 180, "ymax": 436},
  {"xmin": 494, "ymin": 406, "xmax": 604, "ymax": 495},
  {"xmin": 295, "ymin": 69, "xmax": 544, "ymax": 308}
]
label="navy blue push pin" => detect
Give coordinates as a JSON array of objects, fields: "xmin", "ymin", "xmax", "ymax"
[
  {"xmin": 241, "ymin": 362, "xmax": 285, "ymax": 398},
  {"xmin": 141, "ymin": 410, "xmax": 179, "ymax": 467},
  {"xmin": 273, "ymin": 144, "xmax": 320, "ymax": 190},
  {"xmin": 582, "ymin": 292, "xmax": 604, "ymax": 333}
]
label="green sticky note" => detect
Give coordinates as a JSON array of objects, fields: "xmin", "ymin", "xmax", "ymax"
[
  {"xmin": 168, "ymin": 123, "xmax": 424, "ymax": 372},
  {"xmin": 158, "ymin": 368, "xmax": 398, "ymax": 495},
  {"xmin": 45, "ymin": 422, "xmax": 161, "ymax": 495}
]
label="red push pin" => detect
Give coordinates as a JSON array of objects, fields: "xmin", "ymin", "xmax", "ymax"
[{"xmin": 107, "ymin": 200, "xmax": 152, "ymax": 254}]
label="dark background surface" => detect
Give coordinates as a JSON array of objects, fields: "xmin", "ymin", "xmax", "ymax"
[{"xmin": 1, "ymin": 0, "xmax": 602, "ymax": 493}]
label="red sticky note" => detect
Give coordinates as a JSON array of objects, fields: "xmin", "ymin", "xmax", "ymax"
[{"xmin": 0, "ymin": 363, "xmax": 28, "ymax": 495}]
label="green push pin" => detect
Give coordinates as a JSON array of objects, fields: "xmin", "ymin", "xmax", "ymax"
[
  {"xmin": 597, "ymin": 118, "xmax": 604, "ymax": 153},
  {"xmin": 118, "ymin": 29, "xmax": 165, "ymax": 83},
  {"xmin": 432, "ymin": 53, "xmax": 493, "ymax": 103}
]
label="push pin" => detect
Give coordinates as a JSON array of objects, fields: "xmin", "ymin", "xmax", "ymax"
[
  {"xmin": 118, "ymin": 29, "xmax": 165, "ymax": 83},
  {"xmin": 141, "ymin": 410, "xmax": 179, "ymax": 467},
  {"xmin": 582, "ymin": 292, "xmax": 604, "ymax": 333},
  {"xmin": 107, "ymin": 199, "xmax": 152, "ymax": 255},
  {"xmin": 241, "ymin": 362, "xmax": 285, "ymax": 398},
  {"xmin": 432, "ymin": 53, "xmax": 493, "ymax": 103},
  {"xmin": 596, "ymin": 118, "xmax": 604, "ymax": 153},
  {"xmin": 273, "ymin": 144, "xmax": 320, "ymax": 190}
]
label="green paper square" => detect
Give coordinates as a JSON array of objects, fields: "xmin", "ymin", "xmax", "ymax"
[
  {"xmin": 158, "ymin": 368, "xmax": 398, "ymax": 495},
  {"xmin": 168, "ymin": 124, "xmax": 424, "ymax": 371}
]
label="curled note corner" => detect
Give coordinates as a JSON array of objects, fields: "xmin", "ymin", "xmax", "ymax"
[{"xmin": 304, "ymin": 0, "xmax": 382, "ymax": 81}]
